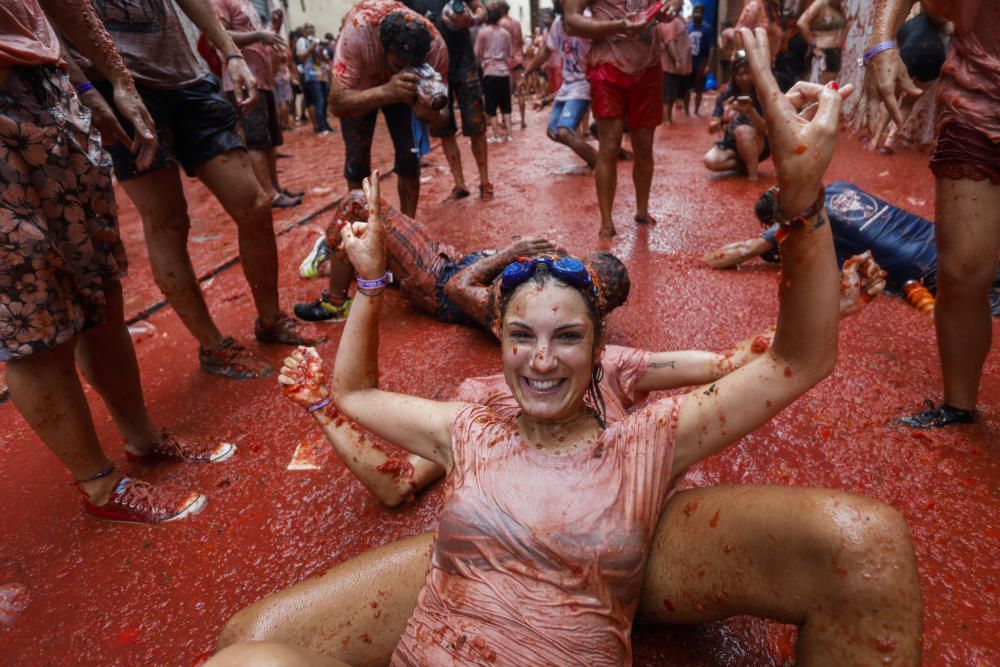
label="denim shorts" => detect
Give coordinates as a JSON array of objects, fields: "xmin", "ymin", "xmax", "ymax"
[{"xmin": 546, "ymin": 98, "xmax": 590, "ymax": 136}]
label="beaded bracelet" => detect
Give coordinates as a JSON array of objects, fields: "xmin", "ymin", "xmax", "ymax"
[{"xmin": 773, "ymin": 187, "xmax": 826, "ymax": 244}]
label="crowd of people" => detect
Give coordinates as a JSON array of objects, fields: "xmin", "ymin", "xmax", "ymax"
[{"xmin": 1, "ymin": 0, "xmax": 997, "ymax": 664}]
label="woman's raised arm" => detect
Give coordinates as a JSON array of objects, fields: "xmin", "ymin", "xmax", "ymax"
[
  {"xmin": 672, "ymin": 27, "xmax": 853, "ymax": 477},
  {"xmin": 331, "ymin": 172, "xmax": 463, "ymax": 470}
]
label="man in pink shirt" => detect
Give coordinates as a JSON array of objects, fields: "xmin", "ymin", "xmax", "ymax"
[
  {"xmin": 212, "ymin": 0, "xmax": 301, "ymax": 208},
  {"xmin": 475, "ymin": 5, "xmax": 514, "ymax": 142},
  {"xmin": 497, "ymin": 2, "xmax": 527, "ymax": 129},
  {"xmin": 657, "ymin": 0, "xmax": 691, "ymax": 124},
  {"xmin": 330, "ymin": 0, "xmax": 449, "ymax": 216},
  {"xmin": 564, "ymin": 0, "xmax": 667, "ymax": 238}
]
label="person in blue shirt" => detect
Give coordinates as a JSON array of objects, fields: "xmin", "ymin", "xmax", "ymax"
[
  {"xmin": 704, "ymin": 181, "xmax": 1000, "ymax": 314},
  {"xmin": 686, "ymin": 3, "xmax": 714, "ymax": 115}
]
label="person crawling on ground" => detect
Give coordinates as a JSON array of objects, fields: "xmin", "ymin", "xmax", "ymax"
[
  {"xmin": 293, "ymin": 191, "xmax": 630, "ymax": 327},
  {"xmin": 704, "ymin": 181, "xmax": 1000, "ymax": 316},
  {"xmin": 208, "ymin": 29, "xmax": 922, "ymax": 666}
]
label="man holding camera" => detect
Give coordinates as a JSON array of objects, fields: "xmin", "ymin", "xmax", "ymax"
[
  {"xmin": 406, "ymin": 0, "xmax": 494, "ymax": 200},
  {"xmin": 330, "ymin": 0, "xmax": 449, "ymax": 217}
]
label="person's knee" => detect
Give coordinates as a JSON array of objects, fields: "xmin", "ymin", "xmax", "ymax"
[
  {"xmin": 206, "ymin": 641, "xmax": 309, "ymax": 667},
  {"xmin": 809, "ymin": 497, "xmax": 918, "ymax": 602},
  {"xmin": 217, "ymin": 606, "xmax": 270, "ymax": 650},
  {"xmin": 936, "ymin": 253, "xmax": 998, "ymax": 299},
  {"xmin": 734, "ymin": 124, "xmax": 758, "ymax": 146},
  {"xmin": 553, "ymin": 127, "xmax": 574, "ymax": 145},
  {"xmin": 703, "ymin": 149, "xmax": 722, "ymax": 170}
]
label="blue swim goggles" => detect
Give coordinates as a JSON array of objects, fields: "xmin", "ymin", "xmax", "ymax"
[{"xmin": 500, "ymin": 255, "xmax": 593, "ymax": 293}]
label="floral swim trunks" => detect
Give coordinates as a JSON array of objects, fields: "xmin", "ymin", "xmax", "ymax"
[{"xmin": 0, "ymin": 65, "xmax": 126, "ymax": 361}]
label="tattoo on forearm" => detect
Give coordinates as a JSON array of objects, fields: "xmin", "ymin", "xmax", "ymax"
[
  {"xmin": 813, "ymin": 212, "xmax": 827, "ymax": 230},
  {"xmin": 648, "ymin": 360, "xmax": 677, "ymax": 369}
]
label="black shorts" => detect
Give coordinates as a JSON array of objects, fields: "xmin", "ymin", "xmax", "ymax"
[
  {"xmin": 662, "ymin": 72, "xmax": 689, "ymax": 103},
  {"xmin": 227, "ymin": 89, "xmax": 283, "ymax": 151},
  {"xmin": 716, "ymin": 115, "xmax": 771, "ymax": 162},
  {"xmin": 431, "ymin": 66, "xmax": 487, "ymax": 138},
  {"xmin": 821, "ymin": 47, "xmax": 842, "ymax": 73},
  {"xmin": 340, "ymin": 102, "xmax": 419, "ymax": 183},
  {"xmin": 482, "ymin": 75, "xmax": 512, "ymax": 116},
  {"xmin": 98, "ymin": 76, "xmax": 244, "ymax": 181}
]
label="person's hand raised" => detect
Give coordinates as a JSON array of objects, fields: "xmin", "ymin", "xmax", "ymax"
[
  {"xmin": 278, "ymin": 346, "xmax": 329, "ymax": 407},
  {"xmin": 340, "ymin": 170, "xmax": 387, "ymax": 280},
  {"xmin": 736, "ymin": 26, "xmax": 853, "ymax": 211},
  {"xmin": 508, "ymin": 236, "xmax": 558, "ymax": 257}
]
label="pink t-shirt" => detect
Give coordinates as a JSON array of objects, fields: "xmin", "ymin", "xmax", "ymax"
[
  {"xmin": 657, "ymin": 15, "xmax": 691, "ymax": 76},
  {"xmin": 0, "ymin": 0, "xmax": 59, "ymax": 67},
  {"xmin": 475, "ymin": 24, "xmax": 512, "ymax": 77},
  {"xmin": 392, "ymin": 397, "xmax": 682, "ymax": 666},
  {"xmin": 211, "ymin": 0, "xmax": 274, "ymax": 90},
  {"xmin": 499, "ymin": 15, "xmax": 524, "ymax": 66},
  {"xmin": 456, "ymin": 345, "xmax": 651, "ymax": 421},
  {"xmin": 585, "ymin": 0, "xmax": 662, "ymax": 76},
  {"xmin": 922, "ymin": 0, "xmax": 1000, "ymax": 142},
  {"xmin": 333, "ymin": 0, "xmax": 448, "ymax": 91}
]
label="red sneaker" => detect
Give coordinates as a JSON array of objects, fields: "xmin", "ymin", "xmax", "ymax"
[
  {"xmin": 125, "ymin": 431, "xmax": 236, "ymax": 464},
  {"xmin": 82, "ymin": 477, "xmax": 207, "ymax": 525}
]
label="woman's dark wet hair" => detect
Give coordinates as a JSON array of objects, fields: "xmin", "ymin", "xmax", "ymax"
[
  {"xmin": 584, "ymin": 251, "xmax": 630, "ymax": 314},
  {"xmin": 486, "ymin": 4, "xmax": 503, "ymax": 25},
  {"xmin": 496, "ymin": 261, "xmax": 609, "ymax": 427},
  {"xmin": 754, "ymin": 187, "xmax": 779, "ymax": 226},
  {"xmin": 379, "ymin": 11, "xmax": 433, "ymax": 66}
]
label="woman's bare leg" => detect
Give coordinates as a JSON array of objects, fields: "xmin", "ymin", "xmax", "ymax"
[
  {"xmin": 218, "ymin": 533, "xmax": 433, "ymax": 666},
  {"xmin": 733, "ymin": 125, "xmax": 763, "ymax": 181},
  {"xmin": 208, "ymin": 641, "xmax": 349, "ymax": 667},
  {"xmin": 217, "ymin": 487, "xmax": 920, "ymax": 665},
  {"xmin": 703, "ymin": 146, "xmax": 741, "ymax": 173},
  {"xmin": 639, "ymin": 486, "xmax": 922, "ymax": 666}
]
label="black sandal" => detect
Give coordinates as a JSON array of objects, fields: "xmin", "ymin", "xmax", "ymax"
[{"xmin": 895, "ymin": 400, "xmax": 976, "ymax": 429}]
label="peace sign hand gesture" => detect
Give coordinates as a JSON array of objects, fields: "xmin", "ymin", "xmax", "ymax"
[
  {"xmin": 736, "ymin": 27, "xmax": 854, "ymax": 212},
  {"xmin": 339, "ymin": 170, "xmax": 387, "ymax": 281}
]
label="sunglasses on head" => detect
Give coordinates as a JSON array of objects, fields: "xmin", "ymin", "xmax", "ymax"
[{"xmin": 500, "ymin": 256, "xmax": 593, "ymax": 293}]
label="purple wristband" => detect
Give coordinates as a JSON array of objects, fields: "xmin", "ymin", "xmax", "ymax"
[
  {"xmin": 356, "ymin": 271, "xmax": 393, "ymax": 291},
  {"xmin": 859, "ymin": 40, "xmax": 896, "ymax": 66},
  {"xmin": 75, "ymin": 81, "xmax": 95, "ymax": 95},
  {"xmin": 307, "ymin": 397, "xmax": 331, "ymax": 413}
]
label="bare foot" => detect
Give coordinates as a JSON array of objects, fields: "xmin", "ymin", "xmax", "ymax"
[
  {"xmin": 598, "ymin": 225, "xmax": 617, "ymax": 239},
  {"xmin": 634, "ymin": 213, "xmax": 657, "ymax": 225},
  {"xmin": 278, "ymin": 346, "xmax": 329, "ymax": 409}
]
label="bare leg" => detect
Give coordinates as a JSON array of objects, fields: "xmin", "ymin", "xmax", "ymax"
[
  {"xmin": 74, "ymin": 279, "xmax": 160, "ymax": 454},
  {"xmin": 248, "ymin": 148, "xmax": 278, "ymax": 200},
  {"xmin": 6, "ymin": 337, "xmax": 120, "ymax": 504},
  {"xmin": 630, "ymin": 127, "xmax": 655, "ymax": 220},
  {"xmin": 218, "ymin": 486, "xmax": 920, "ymax": 665},
  {"xmin": 326, "ymin": 246, "xmax": 354, "ymax": 306},
  {"xmin": 662, "ymin": 101, "xmax": 673, "ymax": 125},
  {"xmin": 733, "ymin": 125, "xmax": 763, "ymax": 181},
  {"xmin": 194, "ymin": 149, "xmax": 283, "ymax": 325},
  {"xmin": 553, "ymin": 128, "xmax": 597, "ymax": 169},
  {"xmin": 470, "ymin": 134, "xmax": 489, "ymax": 187},
  {"xmin": 933, "ymin": 177, "xmax": 1000, "ymax": 410},
  {"xmin": 120, "ymin": 168, "xmax": 226, "ymax": 348},
  {"xmin": 640, "ymin": 486, "xmax": 922, "ymax": 665},
  {"xmin": 488, "ymin": 113, "xmax": 501, "ymax": 139},
  {"xmin": 208, "ymin": 642, "xmax": 348, "ymax": 667},
  {"xmin": 218, "ymin": 533, "xmax": 433, "ymax": 664},
  {"xmin": 502, "ymin": 113, "xmax": 512, "ymax": 140},
  {"xmin": 396, "ymin": 174, "xmax": 419, "ymax": 218},
  {"xmin": 517, "ymin": 85, "xmax": 526, "ymax": 128},
  {"xmin": 595, "ymin": 116, "xmax": 626, "ymax": 237},
  {"xmin": 703, "ymin": 146, "xmax": 741, "ymax": 173},
  {"xmin": 440, "ymin": 134, "xmax": 467, "ymax": 192}
]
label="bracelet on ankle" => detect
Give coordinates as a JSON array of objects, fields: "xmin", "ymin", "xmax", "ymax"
[{"xmin": 74, "ymin": 463, "xmax": 116, "ymax": 485}]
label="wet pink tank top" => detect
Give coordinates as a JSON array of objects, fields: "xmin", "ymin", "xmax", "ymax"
[{"xmin": 391, "ymin": 397, "xmax": 683, "ymax": 666}]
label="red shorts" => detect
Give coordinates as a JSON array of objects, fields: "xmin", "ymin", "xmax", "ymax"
[
  {"xmin": 929, "ymin": 119, "xmax": 1000, "ymax": 186},
  {"xmin": 588, "ymin": 62, "xmax": 663, "ymax": 129}
]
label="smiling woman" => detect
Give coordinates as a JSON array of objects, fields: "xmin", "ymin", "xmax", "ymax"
[{"xmin": 209, "ymin": 27, "xmax": 923, "ymax": 667}]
